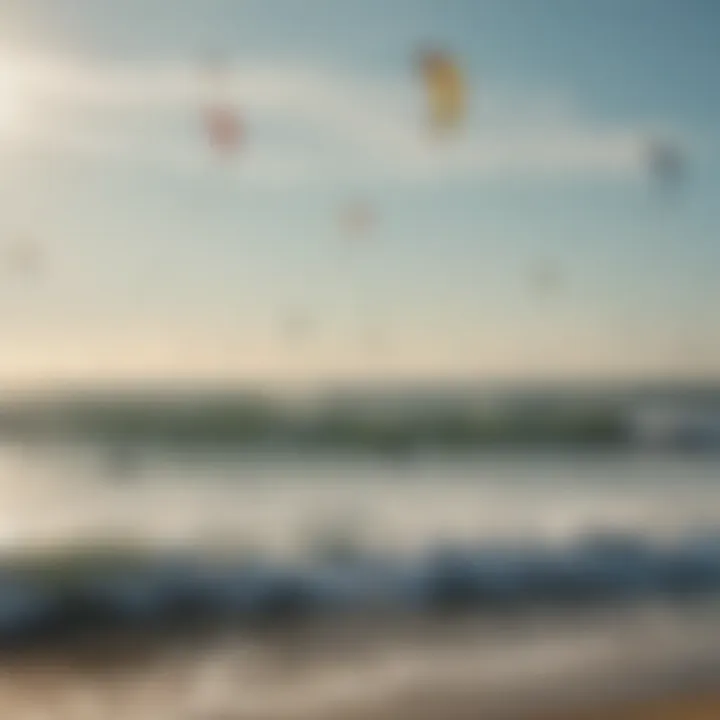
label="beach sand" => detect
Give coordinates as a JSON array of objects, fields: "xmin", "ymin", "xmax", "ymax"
[
  {"xmin": 0, "ymin": 652, "xmax": 718, "ymax": 720},
  {"xmin": 0, "ymin": 608, "xmax": 718, "ymax": 719},
  {"xmin": 540, "ymin": 689, "xmax": 720, "ymax": 720}
]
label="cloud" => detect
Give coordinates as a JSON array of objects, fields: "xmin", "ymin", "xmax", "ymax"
[{"xmin": 0, "ymin": 49, "xmax": 661, "ymax": 188}]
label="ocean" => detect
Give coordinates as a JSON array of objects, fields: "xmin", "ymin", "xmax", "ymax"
[
  {"xmin": 0, "ymin": 387, "xmax": 719, "ymax": 717},
  {"xmin": 3, "ymin": 427, "xmax": 720, "ymax": 548},
  {"xmin": 4, "ymin": 442, "xmax": 720, "ymax": 556}
]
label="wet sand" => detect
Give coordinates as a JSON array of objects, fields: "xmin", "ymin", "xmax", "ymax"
[
  {"xmin": 0, "ymin": 654, "xmax": 718, "ymax": 719},
  {"xmin": 539, "ymin": 688, "xmax": 720, "ymax": 720},
  {"xmin": 0, "ymin": 606, "xmax": 719, "ymax": 719},
  {"xmin": 397, "ymin": 688, "xmax": 720, "ymax": 720}
]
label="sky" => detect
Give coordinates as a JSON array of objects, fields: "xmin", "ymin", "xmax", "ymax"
[{"xmin": 0, "ymin": 0, "xmax": 717, "ymax": 387}]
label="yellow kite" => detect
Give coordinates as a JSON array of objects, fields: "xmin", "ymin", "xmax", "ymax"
[{"xmin": 419, "ymin": 50, "xmax": 467, "ymax": 134}]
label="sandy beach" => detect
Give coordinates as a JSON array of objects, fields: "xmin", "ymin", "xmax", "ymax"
[
  {"xmin": 539, "ymin": 688, "xmax": 720, "ymax": 720},
  {"xmin": 0, "ymin": 604, "xmax": 717, "ymax": 720}
]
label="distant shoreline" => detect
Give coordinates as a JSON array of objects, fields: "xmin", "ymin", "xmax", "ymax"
[{"xmin": 1, "ymin": 382, "xmax": 719, "ymax": 453}]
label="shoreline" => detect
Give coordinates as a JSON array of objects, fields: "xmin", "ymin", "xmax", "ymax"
[{"xmin": 1, "ymin": 604, "xmax": 720, "ymax": 719}]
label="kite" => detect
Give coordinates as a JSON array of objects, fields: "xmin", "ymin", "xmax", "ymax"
[
  {"xmin": 200, "ymin": 55, "xmax": 243, "ymax": 157},
  {"xmin": 341, "ymin": 202, "xmax": 374, "ymax": 238},
  {"xmin": 418, "ymin": 49, "xmax": 467, "ymax": 135},
  {"xmin": 529, "ymin": 259, "xmax": 563, "ymax": 298},
  {"xmin": 203, "ymin": 103, "xmax": 243, "ymax": 156},
  {"xmin": 7, "ymin": 237, "xmax": 41, "ymax": 276},
  {"xmin": 646, "ymin": 137, "xmax": 684, "ymax": 195}
]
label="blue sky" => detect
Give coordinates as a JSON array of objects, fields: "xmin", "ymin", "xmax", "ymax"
[{"xmin": 0, "ymin": 0, "xmax": 717, "ymax": 386}]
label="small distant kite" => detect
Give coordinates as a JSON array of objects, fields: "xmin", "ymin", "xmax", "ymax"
[
  {"xmin": 203, "ymin": 103, "xmax": 243, "ymax": 156},
  {"xmin": 645, "ymin": 137, "xmax": 685, "ymax": 196},
  {"xmin": 281, "ymin": 313, "xmax": 312, "ymax": 345},
  {"xmin": 200, "ymin": 55, "xmax": 244, "ymax": 158},
  {"xmin": 203, "ymin": 52, "xmax": 231, "ymax": 85},
  {"xmin": 529, "ymin": 259, "xmax": 563, "ymax": 299},
  {"xmin": 341, "ymin": 202, "xmax": 374, "ymax": 239},
  {"xmin": 6, "ymin": 237, "xmax": 42, "ymax": 277},
  {"xmin": 417, "ymin": 49, "xmax": 467, "ymax": 135}
]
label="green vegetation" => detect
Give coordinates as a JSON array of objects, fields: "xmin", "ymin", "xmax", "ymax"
[
  {"xmin": 0, "ymin": 540, "xmax": 163, "ymax": 590},
  {"xmin": 0, "ymin": 393, "xmax": 632, "ymax": 451}
]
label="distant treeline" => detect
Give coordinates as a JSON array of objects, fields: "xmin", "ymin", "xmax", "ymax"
[{"xmin": 0, "ymin": 393, "xmax": 633, "ymax": 451}]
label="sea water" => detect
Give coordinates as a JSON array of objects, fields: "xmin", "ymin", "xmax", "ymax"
[
  {"xmin": 0, "ymin": 442, "xmax": 719, "ymax": 717},
  {"xmin": 2, "ymin": 442, "xmax": 719, "ymax": 555}
]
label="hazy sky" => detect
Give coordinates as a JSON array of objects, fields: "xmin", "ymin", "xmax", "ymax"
[{"xmin": 0, "ymin": 0, "xmax": 717, "ymax": 386}]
